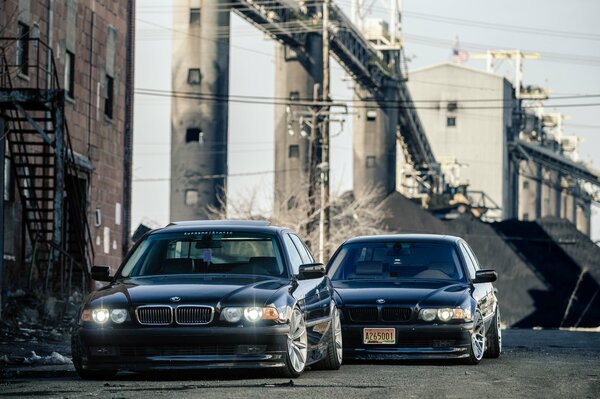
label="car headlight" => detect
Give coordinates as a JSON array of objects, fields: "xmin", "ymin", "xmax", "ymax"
[
  {"xmin": 110, "ymin": 309, "xmax": 128, "ymax": 324},
  {"xmin": 419, "ymin": 307, "xmax": 470, "ymax": 322},
  {"xmin": 221, "ymin": 306, "xmax": 280, "ymax": 323},
  {"xmin": 92, "ymin": 308, "xmax": 110, "ymax": 324},
  {"xmin": 221, "ymin": 307, "xmax": 244, "ymax": 323}
]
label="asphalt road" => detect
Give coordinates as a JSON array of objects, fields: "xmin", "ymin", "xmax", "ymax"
[{"xmin": 1, "ymin": 329, "xmax": 598, "ymax": 398}]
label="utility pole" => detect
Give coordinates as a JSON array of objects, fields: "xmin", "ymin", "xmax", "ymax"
[
  {"xmin": 320, "ymin": 0, "xmax": 331, "ymax": 263},
  {"xmin": 307, "ymin": 83, "xmax": 321, "ymax": 231}
]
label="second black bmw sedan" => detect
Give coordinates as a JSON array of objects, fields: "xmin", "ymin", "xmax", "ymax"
[
  {"xmin": 328, "ymin": 234, "xmax": 501, "ymax": 364},
  {"xmin": 72, "ymin": 221, "xmax": 342, "ymax": 379}
]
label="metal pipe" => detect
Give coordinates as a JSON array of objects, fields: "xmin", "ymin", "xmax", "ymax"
[{"xmin": 0, "ymin": 115, "xmax": 5, "ymax": 314}]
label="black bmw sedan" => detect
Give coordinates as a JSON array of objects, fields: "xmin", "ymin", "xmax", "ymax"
[
  {"xmin": 328, "ymin": 234, "xmax": 500, "ymax": 364},
  {"xmin": 72, "ymin": 221, "xmax": 342, "ymax": 379}
]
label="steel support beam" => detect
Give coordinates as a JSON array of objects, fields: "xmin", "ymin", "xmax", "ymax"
[{"xmin": 0, "ymin": 115, "xmax": 5, "ymax": 313}]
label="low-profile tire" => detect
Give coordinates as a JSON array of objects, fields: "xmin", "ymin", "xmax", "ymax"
[
  {"xmin": 71, "ymin": 335, "xmax": 118, "ymax": 380},
  {"xmin": 484, "ymin": 306, "xmax": 502, "ymax": 359},
  {"xmin": 312, "ymin": 306, "xmax": 342, "ymax": 370},
  {"xmin": 274, "ymin": 308, "xmax": 308, "ymax": 378},
  {"xmin": 462, "ymin": 309, "xmax": 485, "ymax": 365}
]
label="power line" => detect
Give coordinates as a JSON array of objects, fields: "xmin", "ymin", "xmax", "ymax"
[{"xmin": 133, "ymin": 167, "xmax": 299, "ymax": 182}]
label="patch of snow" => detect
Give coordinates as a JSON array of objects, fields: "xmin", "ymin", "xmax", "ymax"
[{"xmin": 24, "ymin": 351, "xmax": 72, "ymax": 365}]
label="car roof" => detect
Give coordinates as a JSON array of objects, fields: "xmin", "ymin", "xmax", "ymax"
[
  {"xmin": 342, "ymin": 234, "xmax": 462, "ymax": 245},
  {"xmin": 149, "ymin": 220, "xmax": 292, "ymax": 235}
]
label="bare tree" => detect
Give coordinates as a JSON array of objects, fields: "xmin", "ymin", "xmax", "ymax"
[{"xmin": 209, "ymin": 183, "xmax": 391, "ymax": 260}]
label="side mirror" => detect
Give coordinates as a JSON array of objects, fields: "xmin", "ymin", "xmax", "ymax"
[
  {"xmin": 474, "ymin": 269, "xmax": 497, "ymax": 284},
  {"xmin": 91, "ymin": 265, "xmax": 112, "ymax": 282},
  {"xmin": 298, "ymin": 263, "xmax": 326, "ymax": 280}
]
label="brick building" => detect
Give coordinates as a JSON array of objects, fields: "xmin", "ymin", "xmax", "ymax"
[{"xmin": 0, "ymin": 0, "xmax": 135, "ymax": 299}]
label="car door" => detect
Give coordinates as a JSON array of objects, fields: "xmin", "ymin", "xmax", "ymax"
[
  {"xmin": 459, "ymin": 241, "xmax": 492, "ymax": 320},
  {"xmin": 462, "ymin": 242, "xmax": 496, "ymax": 321},
  {"xmin": 282, "ymin": 234, "xmax": 321, "ymax": 324},
  {"xmin": 289, "ymin": 234, "xmax": 331, "ymax": 319}
]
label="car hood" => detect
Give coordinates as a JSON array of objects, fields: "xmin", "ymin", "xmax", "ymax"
[
  {"xmin": 333, "ymin": 279, "xmax": 471, "ymax": 308},
  {"xmin": 87, "ymin": 275, "xmax": 289, "ymax": 308}
]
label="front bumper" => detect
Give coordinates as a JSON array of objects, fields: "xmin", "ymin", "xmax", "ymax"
[
  {"xmin": 74, "ymin": 325, "xmax": 290, "ymax": 371},
  {"xmin": 342, "ymin": 322, "xmax": 473, "ymax": 360}
]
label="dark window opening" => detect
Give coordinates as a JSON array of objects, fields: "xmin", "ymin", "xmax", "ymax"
[
  {"xmin": 366, "ymin": 110, "xmax": 377, "ymax": 121},
  {"xmin": 447, "ymin": 101, "xmax": 458, "ymax": 112},
  {"xmin": 17, "ymin": 22, "xmax": 30, "ymax": 76},
  {"xmin": 523, "ymin": 213, "xmax": 529, "ymax": 221},
  {"xmin": 523, "ymin": 181, "xmax": 530, "ymax": 190},
  {"xmin": 190, "ymin": 8, "xmax": 201, "ymax": 24},
  {"xmin": 186, "ymin": 127, "xmax": 202, "ymax": 143},
  {"xmin": 289, "ymin": 91, "xmax": 300, "ymax": 101},
  {"xmin": 65, "ymin": 50, "xmax": 75, "ymax": 98},
  {"xmin": 187, "ymin": 68, "xmax": 201, "ymax": 84},
  {"xmin": 366, "ymin": 156, "xmax": 376, "ymax": 168},
  {"xmin": 289, "ymin": 144, "xmax": 299, "ymax": 158},
  {"xmin": 104, "ymin": 75, "xmax": 114, "ymax": 118},
  {"xmin": 447, "ymin": 117, "xmax": 456, "ymax": 127}
]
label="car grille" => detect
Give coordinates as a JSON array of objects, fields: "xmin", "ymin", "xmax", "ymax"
[
  {"xmin": 381, "ymin": 307, "xmax": 412, "ymax": 322},
  {"xmin": 348, "ymin": 307, "xmax": 378, "ymax": 323},
  {"xmin": 136, "ymin": 306, "xmax": 173, "ymax": 325},
  {"xmin": 175, "ymin": 305, "xmax": 213, "ymax": 325}
]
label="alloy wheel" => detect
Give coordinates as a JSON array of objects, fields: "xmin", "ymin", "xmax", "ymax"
[
  {"xmin": 288, "ymin": 308, "xmax": 308, "ymax": 373},
  {"xmin": 471, "ymin": 311, "xmax": 485, "ymax": 360}
]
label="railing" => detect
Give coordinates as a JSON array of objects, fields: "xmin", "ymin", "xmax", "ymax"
[{"xmin": 0, "ymin": 36, "xmax": 58, "ymax": 91}]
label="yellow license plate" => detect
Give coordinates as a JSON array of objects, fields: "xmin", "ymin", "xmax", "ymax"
[{"xmin": 363, "ymin": 328, "xmax": 395, "ymax": 344}]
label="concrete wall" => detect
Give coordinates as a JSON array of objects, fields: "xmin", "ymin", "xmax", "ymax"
[
  {"xmin": 407, "ymin": 63, "xmax": 512, "ymax": 218},
  {"xmin": 170, "ymin": 0, "xmax": 230, "ymax": 221},
  {"xmin": 273, "ymin": 36, "xmax": 323, "ymax": 212},
  {"xmin": 0, "ymin": 0, "xmax": 135, "ymax": 270}
]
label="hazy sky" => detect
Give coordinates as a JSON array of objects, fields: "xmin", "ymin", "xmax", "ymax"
[{"xmin": 132, "ymin": 0, "xmax": 600, "ymax": 240}]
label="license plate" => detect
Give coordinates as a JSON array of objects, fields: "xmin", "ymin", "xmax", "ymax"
[{"xmin": 363, "ymin": 328, "xmax": 395, "ymax": 344}]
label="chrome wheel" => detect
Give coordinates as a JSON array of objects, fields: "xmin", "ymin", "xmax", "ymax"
[
  {"xmin": 333, "ymin": 307, "xmax": 343, "ymax": 364},
  {"xmin": 288, "ymin": 308, "xmax": 308, "ymax": 373},
  {"xmin": 471, "ymin": 311, "xmax": 486, "ymax": 361}
]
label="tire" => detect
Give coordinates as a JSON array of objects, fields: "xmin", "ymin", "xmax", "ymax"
[
  {"xmin": 462, "ymin": 309, "xmax": 485, "ymax": 365},
  {"xmin": 274, "ymin": 308, "xmax": 308, "ymax": 378},
  {"xmin": 312, "ymin": 306, "xmax": 343, "ymax": 370},
  {"xmin": 484, "ymin": 306, "xmax": 502, "ymax": 359},
  {"xmin": 71, "ymin": 335, "xmax": 118, "ymax": 380}
]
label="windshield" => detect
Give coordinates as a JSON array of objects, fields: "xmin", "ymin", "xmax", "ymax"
[
  {"xmin": 119, "ymin": 231, "xmax": 287, "ymax": 278},
  {"xmin": 328, "ymin": 241, "xmax": 465, "ymax": 281}
]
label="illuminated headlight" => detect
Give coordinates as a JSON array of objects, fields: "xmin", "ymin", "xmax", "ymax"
[
  {"xmin": 110, "ymin": 309, "xmax": 128, "ymax": 324},
  {"xmin": 244, "ymin": 307, "xmax": 263, "ymax": 322},
  {"xmin": 221, "ymin": 307, "xmax": 244, "ymax": 323},
  {"xmin": 92, "ymin": 308, "xmax": 110, "ymax": 324},
  {"xmin": 420, "ymin": 308, "xmax": 437, "ymax": 322},
  {"xmin": 438, "ymin": 308, "xmax": 453, "ymax": 322}
]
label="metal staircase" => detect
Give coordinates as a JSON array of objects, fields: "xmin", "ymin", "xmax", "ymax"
[{"xmin": 0, "ymin": 38, "xmax": 94, "ymax": 295}]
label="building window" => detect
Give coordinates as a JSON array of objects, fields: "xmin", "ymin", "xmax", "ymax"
[
  {"xmin": 522, "ymin": 213, "xmax": 529, "ymax": 221},
  {"xmin": 104, "ymin": 75, "xmax": 114, "ymax": 118},
  {"xmin": 186, "ymin": 127, "xmax": 202, "ymax": 143},
  {"xmin": 187, "ymin": 68, "xmax": 201, "ymax": 84},
  {"xmin": 289, "ymin": 91, "xmax": 300, "ymax": 101},
  {"xmin": 190, "ymin": 8, "xmax": 201, "ymax": 24},
  {"xmin": 185, "ymin": 189, "xmax": 198, "ymax": 206},
  {"xmin": 447, "ymin": 101, "xmax": 458, "ymax": 112},
  {"xmin": 65, "ymin": 50, "xmax": 75, "ymax": 98},
  {"xmin": 366, "ymin": 110, "xmax": 377, "ymax": 121},
  {"xmin": 447, "ymin": 116, "xmax": 456, "ymax": 127},
  {"xmin": 16, "ymin": 22, "xmax": 30, "ymax": 76},
  {"xmin": 366, "ymin": 156, "xmax": 376, "ymax": 168},
  {"xmin": 288, "ymin": 144, "xmax": 299, "ymax": 158},
  {"xmin": 523, "ymin": 181, "xmax": 529, "ymax": 190}
]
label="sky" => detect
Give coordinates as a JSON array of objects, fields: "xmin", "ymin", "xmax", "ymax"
[{"xmin": 132, "ymin": 0, "xmax": 600, "ymax": 240}]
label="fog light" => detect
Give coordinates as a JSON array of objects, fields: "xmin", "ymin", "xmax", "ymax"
[
  {"xmin": 244, "ymin": 307, "xmax": 263, "ymax": 322},
  {"xmin": 92, "ymin": 308, "xmax": 110, "ymax": 324},
  {"xmin": 111, "ymin": 309, "xmax": 128, "ymax": 324}
]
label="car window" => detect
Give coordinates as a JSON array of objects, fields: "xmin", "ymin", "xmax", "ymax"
[
  {"xmin": 328, "ymin": 241, "xmax": 465, "ymax": 281},
  {"xmin": 459, "ymin": 242, "xmax": 477, "ymax": 279},
  {"xmin": 462, "ymin": 242, "xmax": 481, "ymax": 271},
  {"xmin": 289, "ymin": 234, "xmax": 312, "ymax": 264},
  {"xmin": 282, "ymin": 234, "xmax": 303, "ymax": 275},
  {"xmin": 119, "ymin": 231, "xmax": 286, "ymax": 277}
]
